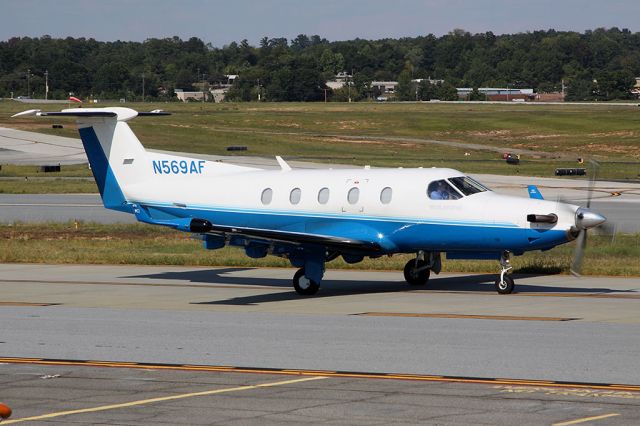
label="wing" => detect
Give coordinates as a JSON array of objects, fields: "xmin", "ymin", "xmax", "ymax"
[
  {"xmin": 132, "ymin": 205, "xmax": 385, "ymax": 254},
  {"xmin": 202, "ymin": 222, "xmax": 383, "ymax": 253}
]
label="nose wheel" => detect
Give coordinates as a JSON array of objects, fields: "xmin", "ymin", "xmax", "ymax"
[
  {"xmin": 495, "ymin": 274, "xmax": 514, "ymax": 294},
  {"xmin": 495, "ymin": 251, "xmax": 515, "ymax": 294},
  {"xmin": 293, "ymin": 268, "xmax": 320, "ymax": 295}
]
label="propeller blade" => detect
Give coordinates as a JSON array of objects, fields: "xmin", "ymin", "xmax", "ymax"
[{"xmin": 570, "ymin": 230, "xmax": 588, "ymax": 276}]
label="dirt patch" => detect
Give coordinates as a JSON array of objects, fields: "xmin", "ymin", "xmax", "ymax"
[
  {"xmin": 587, "ymin": 131, "xmax": 636, "ymax": 138},
  {"xmin": 320, "ymin": 136, "xmax": 419, "ymax": 148}
]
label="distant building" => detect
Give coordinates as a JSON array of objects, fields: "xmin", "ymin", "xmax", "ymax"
[
  {"xmin": 371, "ymin": 81, "xmax": 398, "ymax": 94},
  {"xmin": 412, "ymin": 78, "xmax": 444, "ymax": 85},
  {"xmin": 175, "ymin": 75, "xmax": 239, "ymax": 102},
  {"xmin": 326, "ymin": 72, "xmax": 352, "ymax": 90},
  {"xmin": 174, "ymin": 89, "xmax": 206, "ymax": 102},
  {"xmin": 457, "ymin": 88, "xmax": 535, "ymax": 101},
  {"xmin": 631, "ymin": 77, "xmax": 640, "ymax": 98}
]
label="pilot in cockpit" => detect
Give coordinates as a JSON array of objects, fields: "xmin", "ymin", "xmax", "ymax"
[{"xmin": 429, "ymin": 181, "xmax": 450, "ymax": 200}]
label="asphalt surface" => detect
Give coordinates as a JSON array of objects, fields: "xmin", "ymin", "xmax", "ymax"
[{"xmin": 1, "ymin": 264, "xmax": 640, "ymax": 424}]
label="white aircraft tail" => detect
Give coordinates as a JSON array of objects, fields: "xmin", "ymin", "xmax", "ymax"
[{"xmin": 13, "ymin": 107, "xmax": 257, "ymax": 212}]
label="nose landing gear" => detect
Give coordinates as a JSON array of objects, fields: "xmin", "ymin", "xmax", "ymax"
[{"xmin": 495, "ymin": 251, "xmax": 515, "ymax": 294}]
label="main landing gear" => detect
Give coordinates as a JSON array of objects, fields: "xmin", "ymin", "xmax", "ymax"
[
  {"xmin": 293, "ymin": 268, "xmax": 320, "ymax": 295},
  {"xmin": 495, "ymin": 251, "xmax": 515, "ymax": 294},
  {"xmin": 403, "ymin": 251, "xmax": 441, "ymax": 286}
]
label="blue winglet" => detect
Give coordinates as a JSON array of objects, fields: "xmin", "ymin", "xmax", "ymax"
[{"xmin": 527, "ymin": 185, "xmax": 544, "ymax": 200}]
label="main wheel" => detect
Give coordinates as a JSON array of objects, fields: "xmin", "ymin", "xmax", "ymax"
[
  {"xmin": 293, "ymin": 268, "xmax": 320, "ymax": 295},
  {"xmin": 495, "ymin": 274, "xmax": 515, "ymax": 294},
  {"xmin": 403, "ymin": 259, "xmax": 430, "ymax": 286}
]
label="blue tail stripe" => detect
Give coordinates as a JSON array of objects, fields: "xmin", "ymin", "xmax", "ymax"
[{"xmin": 78, "ymin": 126, "xmax": 131, "ymax": 213}]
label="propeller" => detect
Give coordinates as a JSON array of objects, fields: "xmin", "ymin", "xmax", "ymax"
[{"xmin": 570, "ymin": 160, "xmax": 607, "ymax": 276}]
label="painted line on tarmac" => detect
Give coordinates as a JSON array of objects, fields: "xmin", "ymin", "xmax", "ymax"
[
  {"xmin": 353, "ymin": 312, "xmax": 578, "ymax": 321},
  {"xmin": 0, "ymin": 302, "xmax": 60, "ymax": 307},
  {"xmin": 1, "ymin": 357, "xmax": 640, "ymax": 393},
  {"xmin": 552, "ymin": 413, "xmax": 620, "ymax": 426},
  {"xmin": 1, "ymin": 375, "xmax": 327, "ymax": 424}
]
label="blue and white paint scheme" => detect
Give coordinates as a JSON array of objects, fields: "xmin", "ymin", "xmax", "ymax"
[{"xmin": 13, "ymin": 107, "xmax": 606, "ymax": 295}]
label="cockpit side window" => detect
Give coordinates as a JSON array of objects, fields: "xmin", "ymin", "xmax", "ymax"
[
  {"xmin": 448, "ymin": 176, "xmax": 490, "ymax": 196},
  {"xmin": 427, "ymin": 180, "xmax": 461, "ymax": 200}
]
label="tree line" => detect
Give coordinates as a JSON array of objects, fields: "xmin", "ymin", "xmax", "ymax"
[{"xmin": 0, "ymin": 28, "xmax": 638, "ymax": 102}]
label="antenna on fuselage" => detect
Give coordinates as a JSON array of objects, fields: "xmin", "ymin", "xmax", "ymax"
[{"xmin": 275, "ymin": 156, "xmax": 292, "ymax": 171}]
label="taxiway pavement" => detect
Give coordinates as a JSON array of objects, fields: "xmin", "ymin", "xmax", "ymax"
[{"xmin": 2, "ymin": 264, "xmax": 640, "ymax": 424}]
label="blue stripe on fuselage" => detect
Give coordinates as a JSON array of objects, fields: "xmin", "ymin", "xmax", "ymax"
[
  {"xmin": 78, "ymin": 126, "xmax": 131, "ymax": 213},
  {"xmin": 139, "ymin": 203, "xmax": 569, "ymax": 254}
]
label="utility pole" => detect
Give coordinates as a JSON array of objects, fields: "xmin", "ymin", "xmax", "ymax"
[
  {"xmin": 44, "ymin": 70, "xmax": 49, "ymax": 100},
  {"xmin": 141, "ymin": 73, "xmax": 145, "ymax": 102},
  {"xmin": 202, "ymin": 72, "xmax": 206, "ymax": 103}
]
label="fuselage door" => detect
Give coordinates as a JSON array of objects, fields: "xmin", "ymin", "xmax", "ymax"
[{"xmin": 342, "ymin": 178, "xmax": 368, "ymax": 213}]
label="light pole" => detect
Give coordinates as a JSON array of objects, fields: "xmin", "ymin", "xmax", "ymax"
[
  {"xmin": 26, "ymin": 68, "xmax": 31, "ymax": 97},
  {"xmin": 202, "ymin": 72, "xmax": 206, "ymax": 103},
  {"xmin": 141, "ymin": 73, "xmax": 145, "ymax": 102},
  {"xmin": 44, "ymin": 70, "xmax": 49, "ymax": 100}
]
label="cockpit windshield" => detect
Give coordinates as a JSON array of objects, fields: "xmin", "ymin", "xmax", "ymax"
[
  {"xmin": 448, "ymin": 176, "xmax": 490, "ymax": 196},
  {"xmin": 427, "ymin": 180, "xmax": 462, "ymax": 200}
]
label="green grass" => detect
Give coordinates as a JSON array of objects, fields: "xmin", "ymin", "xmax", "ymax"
[
  {"xmin": 0, "ymin": 178, "xmax": 97, "ymax": 193},
  {"xmin": 1, "ymin": 100, "xmax": 640, "ymax": 194},
  {"xmin": 1, "ymin": 222, "xmax": 638, "ymax": 276}
]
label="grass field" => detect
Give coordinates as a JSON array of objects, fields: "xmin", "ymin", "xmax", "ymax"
[
  {"xmin": 2, "ymin": 101, "xmax": 640, "ymax": 188},
  {"xmin": 1, "ymin": 223, "xmax": 638, "ymax": 276}
]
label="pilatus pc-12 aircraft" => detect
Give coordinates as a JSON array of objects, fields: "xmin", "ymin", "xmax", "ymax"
[{"xmin": 14, "ymin": 107, "xmax": 606, "ymax": 295}]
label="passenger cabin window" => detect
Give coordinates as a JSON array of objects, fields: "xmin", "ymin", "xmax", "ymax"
[
  {"xmin": 289, "ymin": 188, "xmax": 301, "ymax": 205},
  {"xmin": 448, "ymin": 176, "xmax": 490, "ymax": 196},
  {"xmin": 427, "ymin": 180, "xmax": 461, "ymax": 200},
  {"xmin": 318, "ymin": 187, "xmax": 330, "ymax": 204},
  {"xmin": 261, "ymin": 188, "xmax": 273, "ymax": 205},
  {"xmin": 347, "ymin": 187, "xmax": 360, "ymax": 204},
  {"xmin": 380, "ymin": 187, "xmax": 392, "ymax": 204}
]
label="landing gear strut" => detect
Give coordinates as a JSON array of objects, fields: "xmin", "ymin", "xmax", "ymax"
[{"xmin": 495, "ymin": 251, "xmax": 515, "ymax": 294}]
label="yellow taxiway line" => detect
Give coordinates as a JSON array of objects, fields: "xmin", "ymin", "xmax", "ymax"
[
  {"xmin": 1, "ymin": 357, "xmax": 640, "ymax": 393},
  {"xmin": 2, "ymin": 376, "xmax": 327, "ymax": 424},
  {"xmin": 355, "ymin": 312, "xmax": 577, "ymax": 321},
  {"xmin": 553, "ymin": 412, "xmax": 620, "ymax": 426}
]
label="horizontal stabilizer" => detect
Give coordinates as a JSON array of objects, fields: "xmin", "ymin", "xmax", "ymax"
[
  {"xmin": 12, "ymin": 107, "xmax": 170, "ymax": 121},
  {"xmin": 527, "ymin": 185, "xmax": 544, "ymax": 200}
]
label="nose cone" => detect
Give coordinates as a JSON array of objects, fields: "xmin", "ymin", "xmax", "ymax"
[{"xmin": 575, "ymin": 207, "xmax": 606, "ymax": 230}]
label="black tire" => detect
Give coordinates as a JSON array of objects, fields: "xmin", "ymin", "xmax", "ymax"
[
  {"xmin": 403, "ymin": 259, "xmax": 430, "ymax": 286},
  {"xmin": 495, "ymin": 274, "xmax": 515, "ymax": 294},
  {"xmin": 293, "ymin": 268, "xmax": 320, "ymax": 295}
]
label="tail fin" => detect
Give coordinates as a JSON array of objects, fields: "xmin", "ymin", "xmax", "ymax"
[
  {"xmin": 13, "ymin": 107, "xmax": 166, "ymax": 212},
  {"xmin": 76, "ymin": 109, "xmax": 149, "ymax": 212},
  {"xmin": 13, "ymin": 107, "xmax": 258, "ymax": 214}
]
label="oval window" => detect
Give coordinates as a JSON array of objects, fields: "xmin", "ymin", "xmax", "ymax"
[
  {"xmin": 261, "ymin": 188, "xmax": 273, "ymax": 205},
  {"xmin": 289, "ymin": 187, "xmax": 301, "ymax": 205},
  {"xmin": 347, "ymin": 187, "xmax": 360, "ymax": 205},
  {"xmin": 380, "ymin": 187, "xmax": 392, "ymax": 204},
  {"xmin": 318, "ymin": 187, "xmax": 330, "ymax": 204}
]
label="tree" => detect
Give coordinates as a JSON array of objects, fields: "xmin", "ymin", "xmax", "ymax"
[
  {"xmin": 396, "ymin": 69, "xmax": 414, "ymax": 101},
  {"xmin": 436, "ymin": 82, "xmax": 459, "ymax": 101}
]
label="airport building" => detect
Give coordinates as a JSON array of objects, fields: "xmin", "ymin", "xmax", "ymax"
[{"xmin": 456, "ymin": 87, "xmax": 535, "ymax": 101}]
